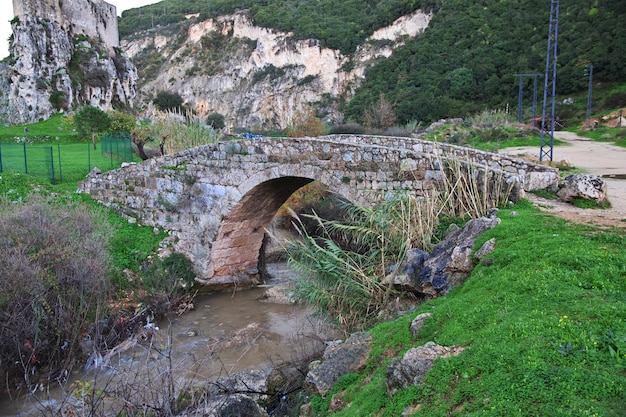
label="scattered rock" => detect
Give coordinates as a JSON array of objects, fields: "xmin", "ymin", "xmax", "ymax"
[
  {"xmin": 305, "ymin": 332, "xmax": 372, "ymax": 396},
  {"xmin": 179, "ymin": 393, "xmax": 269, "ymax": 417},
  {"xmin": 385, "ymin": 342, "xmax": 464, "ymax": 396},
  {"xmin": 383, "ymin": 248, "xmax": 429, "ymax": 291},
  {"xmin": 557, "ymin": 174, "xmax": 607, "ymax": 203},
  {"xmin": 420, "ymin": 208, "xmax": 500, "ymax": 296},
  {"xmin": 206, "ymin": 369, "xmax": 272, "ymax": 409},
  {"xmin": 410, "ymin": 313, "xmax": 433, "ymax": 338},
  {"xmin": 473, "ymin": 238, "xmax": 497, "ymax": 262}
]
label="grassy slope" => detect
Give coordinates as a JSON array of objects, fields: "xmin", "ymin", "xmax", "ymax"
[{"xmin": 311, "ymin": 200, "xmax": 626, "ymax": 416}]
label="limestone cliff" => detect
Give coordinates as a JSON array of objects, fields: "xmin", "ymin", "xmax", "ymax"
[
  {"xmin": 124, "ymin": 10, "xmax": 432, "ymax": 130},
  {"xmin": 1, "ymin": 0, "xmax": 137, "ymax": 125}
]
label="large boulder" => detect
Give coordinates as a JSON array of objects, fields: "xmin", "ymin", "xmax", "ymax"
[
  {"xmin": 557, "ymin": 174, "xmax": 607, "ymax": 203},
  {"xmin": 305, "ymin": 332, "xmax": 372, "ymax": 396},
  {"xmin": 385, "ymin": 342, "xmax": 464, "ymax": 396},
  {"xmin": 386, "ymin": 209, "xmax": 500, "ymax": 297}
]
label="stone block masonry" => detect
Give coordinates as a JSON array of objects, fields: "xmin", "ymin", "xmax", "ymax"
[{"xmin": 80, "ymin": 135, "xmax": 559, "ymax": 288}]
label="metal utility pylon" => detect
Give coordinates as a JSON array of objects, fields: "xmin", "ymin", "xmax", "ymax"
[
  {"xmin": 585, "ymin": 64, "xmax": 593, "ymax": 128},
  {"xmin": 540, "ymin": 0, "xmax": 560, "ymax": 162},
  {"xmin": 514, "ymin": 73, "xmax": 542, "ymax": 123}
]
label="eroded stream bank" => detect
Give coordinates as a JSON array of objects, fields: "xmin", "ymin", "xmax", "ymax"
[{"xmin": 1, "ymin": 263, "xmax": 339, "ymax": 416}]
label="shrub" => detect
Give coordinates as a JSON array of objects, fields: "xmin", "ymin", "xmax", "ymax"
[
  {"xmin": 153, "ymin": 91, "xmax": 184, "ymax": 112},
  {"xmin": 285, "ymin": 108, "xmax": 327, "ymax": 137},
  {"xmin": 49, "ymin": 90, "xmax": 68, "ymax": 111},
  {"xmin": 363, "ymin": 93, "xmax": 396, "ymax": 130},
  {"xmin": 329, "ymin": 123, "xmax": 366, "ymax": 134},
  {"xmin": 0, "ymin": 196, "xmax": 113, "ymax": 390},
  {"xmin": 140, "ymin": 252, "xmax": 196, "ymax": 294},
  {"xmin": 205, "ymin": 112, "xmax": 225, "ymax": 129}
]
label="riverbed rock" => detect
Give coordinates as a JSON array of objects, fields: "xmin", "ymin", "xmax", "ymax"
[
  {"xmin": 180, "ymin": 393, "xmax": 269, "ymax": 417},
  {"xmin": 210, "ymin": 368, "xmax": 272, "ymax": 401},
  {"xmin": 557, "ymin": 174, "xmax": 607, "ymax": 203},
  {"xmin": 305, "ymin": 332, "xmax": 372, "ymax": 396},
  {"xmin": 385, "ymin": 342, "xmax": 464, "ymax": 396}
]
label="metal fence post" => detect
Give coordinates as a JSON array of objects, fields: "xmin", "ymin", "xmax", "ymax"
[
  {"xmin": 57, "ymin": 143, "xmax": 62, "ymax": 183},
  {"xmin": 23, "ymin": 143, "xmax": 28, "ymax": 174}
]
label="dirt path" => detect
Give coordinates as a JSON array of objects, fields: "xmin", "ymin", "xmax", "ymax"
[{"xmin": 502, "ymin": 131, "xmax": 626, "ymax": 230}]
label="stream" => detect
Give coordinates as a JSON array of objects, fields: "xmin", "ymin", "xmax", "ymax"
[{"xmin": 0, "ymin": 263, "xmax": 338, "ymax": 416}]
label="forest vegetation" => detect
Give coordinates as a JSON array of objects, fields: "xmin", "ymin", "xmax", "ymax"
[{"xmin": 118, "ymin": 0, "xmax": 626, "ymax": 126}]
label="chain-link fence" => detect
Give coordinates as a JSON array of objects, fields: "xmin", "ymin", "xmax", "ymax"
[
  {"xmin": 0, "ymin": 134, "xmax": 136, "ymax": 184},
  {"xmin": 0, "ymin": 142, "xmax": 59, "ymax": 183},
  {"xmin": 101, "ymin": 133, "xmax": 134, "ymax": 166}
]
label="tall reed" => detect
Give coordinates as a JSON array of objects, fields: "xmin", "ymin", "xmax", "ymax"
[{"xmin": 285, "ymin": 154, "xmax": 514, "ymax": 330}]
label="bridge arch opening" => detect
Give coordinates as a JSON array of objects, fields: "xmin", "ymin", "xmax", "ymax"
[{"xmin": 208, "ymin": 176, "xmax": 316, "ymax": 280}]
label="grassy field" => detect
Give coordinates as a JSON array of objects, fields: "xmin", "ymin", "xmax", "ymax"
[
  {"xmin": 0, "ymin": 114, "xmax": 136, "ymax": 190},
  {"xmin": 309, "ymin": 200, "xmax": 626, "ymax": 416}
]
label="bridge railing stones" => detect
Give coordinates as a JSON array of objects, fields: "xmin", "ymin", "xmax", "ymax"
[{"xmin": 79, "ymin": 134, "xmax": 559, "ymax": 286}]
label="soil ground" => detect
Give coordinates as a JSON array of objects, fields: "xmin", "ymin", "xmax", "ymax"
[{"xmin": 502, "ymin": 131, "xmax": 626, "ymax": 230}]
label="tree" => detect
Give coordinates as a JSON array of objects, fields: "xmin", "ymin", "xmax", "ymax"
[
  {"xmin": 130, "ymin": 126, "xmax": 152, "ymax": 160},
  {"xmin": 285, "ymin": 108, "xmax": 327, "ymax": 137},
  {"xmin": 75, "ymin": 105, "xmax": 111, "ymax": 150},
  {"xmin": 363, "ymin": 93, "xmax": 396, "ymax": 130},
  {"xmin": 153, "ymin": 91, "xmax": 184, "ymax": 112},
  {"xmin": 108, "ymin": 110, "xmax": 137, "ymax": 134},
  {"xmin": 206, "ymin": 112, "xmax": 225, "ymax": 130}
]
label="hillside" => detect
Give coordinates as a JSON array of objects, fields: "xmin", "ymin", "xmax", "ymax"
[{"xmin": 118, "ymin": 0, "xmax": 626, "ymax": 130}]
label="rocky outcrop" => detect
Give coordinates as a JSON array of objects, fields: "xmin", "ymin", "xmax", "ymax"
[
  {"xmin": 123, "ymin": 10, "xmax": 432, "ymax": 130},
  {"xmin": 386, "ymin": 209, "xmax": 501, "ymax": 297},
  {"xmin": 13, "ymin": 0, "xmax": 119, "ymax": 48},
  {"xmin": 3, "ymin": 0, "xmax": 137, "ymax": 125},
  {"xmin": 557, "ymin": 174, "xmax": 607, "ymax": 203}
]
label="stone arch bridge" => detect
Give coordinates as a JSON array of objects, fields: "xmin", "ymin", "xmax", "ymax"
[{"xmin": 79, "ymin": 134, "xmax": 558, "ymax": 288}]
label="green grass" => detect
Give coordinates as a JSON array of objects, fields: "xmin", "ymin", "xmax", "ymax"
[
  {"xmin": 309, "ymin": 199, "xmax": 626, "ymax": 416},
  {"xmin": 0, "ymin": 113, "xmax": 76, "ymax": 142},
  {"xmin": 576, "ymin": 127, "xmax": 626, "ymax": 148}
]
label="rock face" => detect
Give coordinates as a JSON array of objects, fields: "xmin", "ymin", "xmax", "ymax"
[
  {"xmin": 1, "ymin": 0, "xmax": 137, "ymax": 124},
  {"xmin": 13, "ymin": 0, "xmax": 119, "ymax": 47},
  {"xmin": 123, "ymin": 10, "xmax": 433, "ymax": 130},
  {"xmin": 557, "ymin": 174, "xmax": 607, "ymax": 203}
]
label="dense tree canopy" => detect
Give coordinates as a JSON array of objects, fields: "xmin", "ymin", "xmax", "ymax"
[{"xmin": 344, "ymin": 0, "xmax": 626, "ymax": 125}]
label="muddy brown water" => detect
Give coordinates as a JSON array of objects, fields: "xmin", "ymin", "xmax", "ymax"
[{"xmin": 0, "ymin": 264, "xmax": 338, "ymax": 416}]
